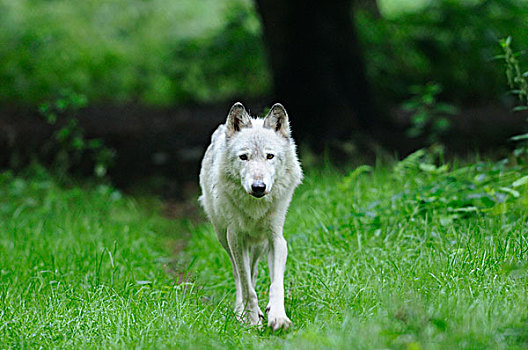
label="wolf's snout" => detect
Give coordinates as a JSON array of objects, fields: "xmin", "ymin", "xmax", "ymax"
[{"xmin": 251, "ymin": 181, "xmax": 267, "ymax": 198}]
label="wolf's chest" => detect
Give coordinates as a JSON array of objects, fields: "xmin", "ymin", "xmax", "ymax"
[{"xmin": 222, "ymin": 193, "xmax": 274, "ymax": 232}]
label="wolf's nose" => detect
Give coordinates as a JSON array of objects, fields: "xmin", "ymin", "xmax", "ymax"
[{"xmin": 251, "ymin": 181, "xmax": 266, "ymax": 198}]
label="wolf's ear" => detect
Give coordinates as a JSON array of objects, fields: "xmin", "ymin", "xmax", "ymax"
[
  {"xmin": 263, "ymin": 103, "xmax": 290, "ymax": 138},
  {"xmin": 226, "ymin": 102, "xmax": 252, "ymax": 138}
]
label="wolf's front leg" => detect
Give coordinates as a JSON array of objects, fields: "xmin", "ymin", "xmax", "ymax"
[
  {"xmin": 266, "ymin": 234, "xmax": 291, "ymax": 331},
  {"xmin": 215, "ymin": 228, "xmax": 244, "ymax": 316},
  {"xmin": 227, "ymin": 228, "xmax": 263, "ymax": 326}
]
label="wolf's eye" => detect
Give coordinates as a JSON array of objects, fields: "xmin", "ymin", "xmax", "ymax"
[
  {"xmin": 239, "ymin": 154, "xmax": 248, "ymax": 161},
  {"xmin": 266, "ymin": 153, "xmax": 275, "ymax": 160}
]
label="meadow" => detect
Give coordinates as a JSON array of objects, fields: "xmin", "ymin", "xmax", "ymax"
[
  {"xmin": 2, "ymin": 0, "xmax": 528, "ymax": 347},
  {"xmin": 1, "ymin": 152, "xmax": 527, "ymax": 349}
]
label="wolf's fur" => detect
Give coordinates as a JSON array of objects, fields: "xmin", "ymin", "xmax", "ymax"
[{"xmin": 199, "ymin": 102, "xmax": 302, "ymax": 330}]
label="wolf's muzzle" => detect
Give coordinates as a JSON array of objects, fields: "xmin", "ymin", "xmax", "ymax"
[{"xmin": 251, "ymin": 181, "xmax": 267, "ymax": 198}]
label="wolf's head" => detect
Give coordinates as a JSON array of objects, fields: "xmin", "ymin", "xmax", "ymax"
[{"xmin": 224, "ymin": 102, "xmax": 292, "ymax": 199}]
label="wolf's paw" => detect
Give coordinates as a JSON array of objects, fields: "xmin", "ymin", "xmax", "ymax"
[
  {"xmin": 248, "ymin": 307, "xmax": 264, "ymax": 326},
  {"xmin": 235, "ymin": 307, "xmax": 264, "ymax": 327},
  {"xmin": 245, "ymin": 309, "xmax": 264, "ymax": 327},
  {"xmin": 265, "ymin": 306, "xmax": 291, "ymax": 331}
]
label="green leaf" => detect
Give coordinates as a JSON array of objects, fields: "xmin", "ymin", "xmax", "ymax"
[
  {"xmin": 512, "ymin": 176, "xmax": 528, "ymax": 188},
  {"xmin": 56, "ymin": 128, "xmax": 70, "ymax": 141},
  {"xmin": 450, "ymin": 206, "xmax": 479, "ymax": 213},
  {"xmin": 419, "ymin": 163, "xmax": 437, "ymax": 173},
  {"xmin": 499, "ymin": 187, "xmax": 520, "ymax": 198},
  {"xmin": 38, "ymin": 103, "xmax": 50, "ymax": 115},
  {"xmin": 136, "ymin": 280, "xmax": 152, "ymax": 286},
  {"xmin": 45, "ymin": 113, "xmax": 57, "ymax": 124},
  {"xmin": 419, "ymin": 163, "xmax": 448, "ymax": 174},
  {"xmin": 511, "ymin": 133, "xmax": 528, "ymax": 141},
  {"xmin": 434, "ymin": 118, "xmax": 450, "ymax": 131},
  {"xmin": 95, "ymin": 164, "xmax": 107, "ymax": 178},
  {"xmin": 339, "ymin": 165, "xmax": 373, "ymax": 190},
  {"xmin": 55, "ymin": 98, "xmax": 68, "ymax": 112},
  {"xmin": 513, "ymin": 148, "xmax": 526, "ymax": 157},
  {"xmin": 412, "ymin": 111, "xmax": 428, "ymax": 124},
  {"xmin": 72, "ymin": 137, "xmax": 85, "ymax": 150}
]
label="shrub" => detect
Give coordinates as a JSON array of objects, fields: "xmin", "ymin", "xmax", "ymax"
[
  {"xmin": 0, "ymin": 0, "xmax": 268, "ymax": 106},
  {"xmin": 358, "ymin": 0, "xmax": 528, "ymax": 105}
]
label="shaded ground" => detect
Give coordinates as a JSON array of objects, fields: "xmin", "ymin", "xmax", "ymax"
[{"xmin": 0, "ymin": 100, "xmax": 525, "ymax": 197}]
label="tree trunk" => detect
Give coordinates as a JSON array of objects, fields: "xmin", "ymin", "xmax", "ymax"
[{"xmin": 255, "ymin": 0, "xmax": 379, "ymax": 150}]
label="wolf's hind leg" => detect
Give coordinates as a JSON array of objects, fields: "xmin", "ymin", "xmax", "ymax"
[{"xmin": 250, "ymin": 242, "xmax": 267, "ymax": 289}]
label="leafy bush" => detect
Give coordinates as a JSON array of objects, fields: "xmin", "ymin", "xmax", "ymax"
[
  {"xmin": 0, "ymin": 0, "xmax": 268, "ymax": 106},
  {"xmin": 39, "ymin": 90, "xmax": 115, "ymax": 177},
  {"xmin": 166, "ymin": 2, "xmax": 270, "ymax": 105},
  {"xmin": 358, "ymin": 0, "xmax": 528, "ymax": 104},
  {"xmin": 500, "ymin": 37, "xmax": 528, "ymax": 106},
  {"xmin": 401, "ymin": 82, "xmax": 458, "ymax": 143},
  {"xmin": 336, "ymin": 148, "xmax": 528, "ymax": 237},
  {"xmin": 498, "ymin": 36, "xmax": 528, "ymax": 163},
  {"xmin": 2, "ymin": 0, "xmax": 527, "ymax": 108}
]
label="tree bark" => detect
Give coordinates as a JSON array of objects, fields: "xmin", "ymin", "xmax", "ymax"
[{"xmin": 255, "ymin": 0, "xmax": 379, "ymax": 150}]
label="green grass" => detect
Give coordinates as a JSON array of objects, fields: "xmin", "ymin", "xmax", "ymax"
[{"xmin": 1, "ymin": 155, "xmax": 527, "ymax": 348}]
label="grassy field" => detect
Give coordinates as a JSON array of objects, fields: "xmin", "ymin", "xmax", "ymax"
[{"xmin": 1, "ymin": 154, "xmax": 527, "ymax": 349}]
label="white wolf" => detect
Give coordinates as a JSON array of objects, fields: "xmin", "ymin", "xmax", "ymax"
[{"xmin": 199, "ymin": 102, "xmax": 302, "ymax": 330}]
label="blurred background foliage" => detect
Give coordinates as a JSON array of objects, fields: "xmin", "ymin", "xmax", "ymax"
[
  {"xmin": 360, "ymin": 0, "xmax": 528, "ymax": 105},
  {"xmin": 0, "ymin": 0, "xmax": 268, "ymax": 106},
  {"xmin": 1, "ymin": 0, "xmax": 527, "ymax": 108}
]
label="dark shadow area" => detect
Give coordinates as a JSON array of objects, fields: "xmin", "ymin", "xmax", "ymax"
[{"xmin": 0, "ymin": 0, "xmax": 527, "ymax": 199}]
